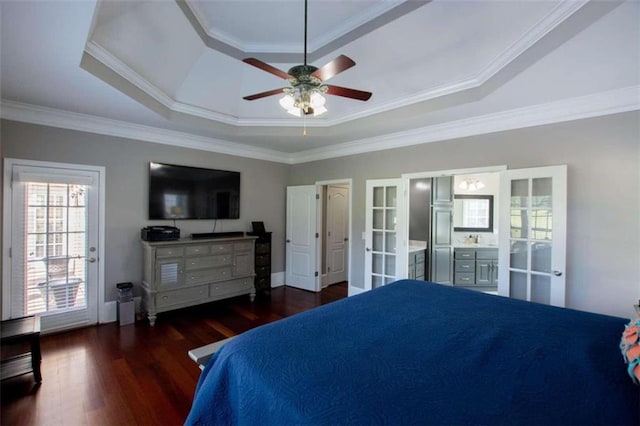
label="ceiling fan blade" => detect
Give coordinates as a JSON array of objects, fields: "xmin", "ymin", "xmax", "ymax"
[
  {"xmin": 312, "ymin": 55, "xmax": 356, "ymax": 81},
  {"xmin": 243, "ymin": 88, "xmax": 286, "ymax": 101},
  {"xmin": 325, "ymin": 85, "xmax": 372, "ymax": 101},
  {"xmin": 243, "ymin": 58, "xmax": 291, "ymax": 80}
]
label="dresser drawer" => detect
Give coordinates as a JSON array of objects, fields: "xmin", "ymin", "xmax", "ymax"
[
  {"xmin": 415, "ymin": 262, "xmax": 425, "ymax": 277},
  {"xmin": 156, "ymin": 286, "xmax": 207, "ymax": 309},
  {"xmin": 455, "ymin": 260, "xmax": 475, "ymax": 272},
  {"xmin": 476, "ymin": 249, "xmax": 498, "ymax": 260},
  {"xmin": 185, "ymin": 267, "xmax": 232, "ymax": 285},
  {"xmin": 454, "ymin": 249, "xmax": 475, "ymax": 259},
  {"xmin": 234, "ymin": 241, "xmax": 254, "ymax": 252},
  {"xmin": 185, "ymin": 255, "xmax": 231, "ymax": 271},
  {"xmin": 256, "ymin": 254, "xmax": 270, "ymax": 267},
  {"xmin": 414, "ymin": 251, "xmax": 425, "ymax": 264},
  {"xmin": 255, "ymin": 266, "xmax": 270, "ymax": 276},
  {"xmin": 209, "ymin": 243, "xmax": 232, "ymax": 254},
  {"xmin": 210, "ymin": 278, "xmax": 253, "ymax": 297},
  {"xmin": 156, "ymin": 246, "xmax": 184, "ymax": 259},
  {"xmin": 185, "ymin": 245, "xmax": 210, "ymax": 256},
  {"xmin": 255, "ymin": 276, "xmax": 270, "ymax": 289},
  {"xmin": 255, "ymin": 243, "xmax": 270, "ymax": 255},
  {"xmin": 454, "ymin": 273, "xmax": 475, "ymax": 285}
]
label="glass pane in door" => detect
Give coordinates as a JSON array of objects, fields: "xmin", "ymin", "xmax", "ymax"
[
  {"xmin": 531, "ymin": 274, "xmax": 551, "ymax": 304},
  {"xmin": 24, "ymin": 183, "xmax": 87, "ymax": 315}
]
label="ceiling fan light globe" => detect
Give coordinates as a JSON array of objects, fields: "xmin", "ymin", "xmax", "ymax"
[
  {"xmin": 313, "ymin": 105, "xmax": 328, "ymax": 116},
  {"xmin": 310, "ymin": 92, "xmax": 326, "ymax": 108},
  {"xmin": 287, "ymin": 107, "xmax": 302, "ymax": 117},
  {"xmin": 279, "ymin": 95, "xmax": 295, "ymax": 110}
]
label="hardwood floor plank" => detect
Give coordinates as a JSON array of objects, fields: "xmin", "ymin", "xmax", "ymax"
[{"xmin": 1, "ymin": 283, "xmax": 347, "ymax": 425}]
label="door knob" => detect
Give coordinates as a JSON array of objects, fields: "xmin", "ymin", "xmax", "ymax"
[
  {"xmin": 87, "ymin": 257, "xmax": 97, "ymax": 263},
  {"xmin": 286, "ymin": 239, "xmax": 291, "ymax": 243},
  {"xmin": 552, "ymin": 270, "xmax": 562, "ymax": 276},
  {"xmin": 365, "ymin": 247, "xmax": 371, "ymax": 252}
]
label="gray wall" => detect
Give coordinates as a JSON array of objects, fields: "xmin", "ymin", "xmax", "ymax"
[
  {"xmin": 289, "ymin": 111, "xmax": 640, "ymax": 318},
  {"xmin": 1, "ymin": 121, "xmax": 289, "ymax": 303},
  {"xmin": 2, "ymin": 111, "xmax": 638, "ymax": 318}
]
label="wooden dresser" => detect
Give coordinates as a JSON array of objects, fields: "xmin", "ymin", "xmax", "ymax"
[{"xmin": 141, "ymin": 236, "xmax": 256, "ymax": 325}]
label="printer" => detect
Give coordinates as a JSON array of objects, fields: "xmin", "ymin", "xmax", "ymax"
[{"xmin": 141, "ymin": 226, "xmax": 180, "ymax": 241}]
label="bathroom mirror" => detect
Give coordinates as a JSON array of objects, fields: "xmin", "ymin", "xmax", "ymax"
[{"xmin": 453, "ymin": 195, "xmax": 494, "ymax": 232}]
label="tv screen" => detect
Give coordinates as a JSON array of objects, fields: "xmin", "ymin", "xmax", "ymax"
[{"xmin": 149, "ymin": 162, "xmax": 240, "ymax": 220}]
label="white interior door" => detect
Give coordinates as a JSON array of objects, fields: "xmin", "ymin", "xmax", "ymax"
[
  {"xmin": 3, "ymin": 159, "xmax": 102, "ymax": 333},
  {"xmin": 326, "ymin": 185, "xmax": 348, "ymax": 285},
  {"xmin": 364, "ymin": 179, "xmax": 406, "ymax": 291},
  {"xmin": 285, "ymin": 185, "xmax": 319, "ymax": 292},
  {"xmin": 498, "ymin": 165, "xmax": 567, "ymax": 307}
]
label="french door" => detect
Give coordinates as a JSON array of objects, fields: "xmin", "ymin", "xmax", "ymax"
[
  {"xmin": 498, "ymin": 165, "xmax": 567, "ymax": 307},
  {"xmin": 364, "ymin": 179, "xmax": 406, "ymax": 292},
  {"xmin": 3, "ymin": 159, "xmax": 103, "ymax": 332}
]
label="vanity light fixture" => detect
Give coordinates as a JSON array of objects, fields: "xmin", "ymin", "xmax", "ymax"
[{"xmin": 459, "ymin": 179, "xmax": 485, "ymax": 192}]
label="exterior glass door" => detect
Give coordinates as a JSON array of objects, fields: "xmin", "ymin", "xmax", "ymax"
[{"xmin": 5, "ymin": 160, "xmax": 101, "ymax": 332}]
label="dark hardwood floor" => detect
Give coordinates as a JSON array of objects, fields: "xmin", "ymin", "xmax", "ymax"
[{"xmin": 1, "ymin": 283, "xmax": 347, "ymax": 425}]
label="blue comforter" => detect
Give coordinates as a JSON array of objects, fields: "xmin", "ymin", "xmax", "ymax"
[{"xmin": 186, "ymin": 280, "xmax": 639, "ymax": 425}]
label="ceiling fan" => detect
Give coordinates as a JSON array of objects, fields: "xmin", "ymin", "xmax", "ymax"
[{"xmin": 242, "ymin": 0, "xmax": 372, "ymax": 117}]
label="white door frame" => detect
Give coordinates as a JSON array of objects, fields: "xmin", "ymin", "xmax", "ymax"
[
  {"xmin": 2, "ymin": 158, "xmax": 106, "ymax": 325},
  {"xmin": 316, "ymin": 179, "xmax": 352, "ymax": 292},
  {"xmin": 401, "ymin": 166, "xmax": 507, "ymax": 283}
]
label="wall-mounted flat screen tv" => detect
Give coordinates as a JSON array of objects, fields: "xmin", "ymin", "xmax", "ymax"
[{"xmin": 149, "ymin": 162, "xmax": 240, "ymax": 220}]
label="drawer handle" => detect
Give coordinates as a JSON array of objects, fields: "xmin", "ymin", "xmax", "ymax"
[{"xmin": 162, "ymin": 296, "xmax": 169, "ymax": 300}]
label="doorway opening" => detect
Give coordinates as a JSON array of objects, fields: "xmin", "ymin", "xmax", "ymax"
[
  {"xmin": 285, "ymin": 180, "xmax": 352, "ymax": 294},
  {"xmin": 319, "ymin": 183, "xmax": 350, "ymax": 289}
]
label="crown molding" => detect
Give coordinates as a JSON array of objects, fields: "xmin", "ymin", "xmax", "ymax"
[
  {"xmin": 85, "ymin": 0, "xmax": 588, "ymax": 130},
  {"xmin": 475, "ymin": 0, "xmax": 588, "ymax": 84},
  {"xmin": 2, "ymin": 86, "xmax": 637, "ymax": 165},
  {"xmin": 84, "ymin": 41, "xmax": 242, "ymax": 126},
  {"xmin": 290, "ymin": 86, "xmax": 640, "ymax": 163},
  {"xmin": 0, "ymin": 100, "xmax": 293, "ymax": 164}
]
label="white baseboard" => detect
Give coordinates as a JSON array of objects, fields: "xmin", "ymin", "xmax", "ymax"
[{"xmin": 271, "ymin": 271, "xmax": 285, "ymax": 288}]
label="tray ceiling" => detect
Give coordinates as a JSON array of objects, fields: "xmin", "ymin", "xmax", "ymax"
[{"xmin": 1, "ymin": 0, "xmax": 638, "ymax": 161}]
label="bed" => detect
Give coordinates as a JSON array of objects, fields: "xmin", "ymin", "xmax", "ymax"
[{"xmin": 186, "ymin": 280, "xmax": 639, "ymax": 425}]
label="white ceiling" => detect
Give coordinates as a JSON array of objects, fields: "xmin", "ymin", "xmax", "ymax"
[{"xmin": 1, "ymin": 0, "xmax": 638, "ymax": 163}]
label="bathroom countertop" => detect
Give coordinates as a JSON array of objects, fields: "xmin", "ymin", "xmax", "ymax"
[
  {"xmin": 409, "ymin": 240, "xmax": 427, "ymax": 253},
  {"xmin": 453, "ymin": 243, "xmax": 498, "ymax": 249}
]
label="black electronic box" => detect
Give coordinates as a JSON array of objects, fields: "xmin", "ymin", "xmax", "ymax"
[{"xmin": 141, "ymin": 226, "xmax": 180, "ymax": 241}]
